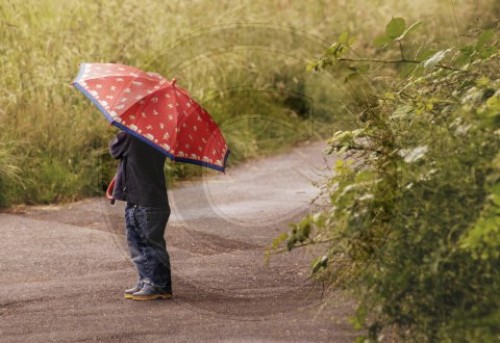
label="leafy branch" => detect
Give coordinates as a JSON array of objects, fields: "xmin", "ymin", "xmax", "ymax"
[{"xmin": 309, "ymin": 17, "xmax": 492, "ymax": 77}]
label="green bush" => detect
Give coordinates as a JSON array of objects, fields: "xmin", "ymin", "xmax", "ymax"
[{"xmin": 280, "ymin": 18, "xmax": 499, "ymax": 342}]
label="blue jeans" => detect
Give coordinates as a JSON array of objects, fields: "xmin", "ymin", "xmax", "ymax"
[{"xmin": 125, "ymin": 203, "xmax": 172, "ymax": 292}]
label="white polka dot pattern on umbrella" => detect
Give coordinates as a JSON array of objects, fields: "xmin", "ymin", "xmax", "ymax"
[{"xmin": 73, "ymin": 63, "xmax": 229, "ymax": 171}]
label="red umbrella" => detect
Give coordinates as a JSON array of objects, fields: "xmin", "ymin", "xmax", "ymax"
[{"xmin": 72, "ymin": 63, "xmax": 229, "ymax": 172}]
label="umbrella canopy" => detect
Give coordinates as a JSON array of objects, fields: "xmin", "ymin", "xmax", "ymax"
[{"xmin": 72, "ymin": 63, "xmax": 229, "ymax": 172}]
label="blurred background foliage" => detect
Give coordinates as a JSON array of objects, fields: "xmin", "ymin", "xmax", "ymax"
[{"xmin": 0, "ymin": 0, "xmax": 496, "ymax": 208}]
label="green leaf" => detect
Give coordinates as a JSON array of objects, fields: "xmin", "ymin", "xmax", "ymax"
[
  {"xmin": 490, "ymin": 182, "xmax": 500, "ymax": 200},
  {"xmin": 492, "ymin": 194, "xmax": 500, "ymax": 207},
  {"xmin": 326, "ymin": 42, "xmax": 339, "ymax": 55},
  {"xmin": 459, "ymin": 45, "xmax": 475, "ymax": 57},
  {"xmin": 271, "ymin": 232, "xmax": 288, "ymax": 250},
  {"xmin": 417, "ymin": 49, "xmax": 437, "ymax": 61},
  {"xmin": 326, "ymin": 41, "xmax": 348, "ymax": 59},
  {"xmin": 395, "ymin": 21, "xmax": 422, "ymax": 41},
  {"xmin": 312, "ymin": 255, "xmax": 328, "ymax": 273},
  {"xmin": 386, "ymin": 17, "xmax": 406, "ymax": 40},
  {"xmin": 287, "ymin": 236, "xmax": 297, "ymax": 251},
  {"xmin": 338, "ymin": 31, "xmax": 350, "ymax": 45},
  {"xmin": 374, "ymin": 34, "xmax": 391, "ymax": 48},
  {"xmin": 476, "ymin": 29, "xmax": 494, "ymax": 50},
  {"xmin": 349, "ymin": 305, "xmax": 367, "ymax": 330},
  {"xmin": 306, "ymin": 61, "xmax": 318, "ymax": 72}
]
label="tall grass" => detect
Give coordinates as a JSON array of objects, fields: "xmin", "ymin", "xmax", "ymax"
[{"xmin": 0, "ymin": 0, "xmax": 495, "ymax": 207}]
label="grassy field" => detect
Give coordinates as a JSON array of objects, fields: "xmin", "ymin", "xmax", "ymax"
[{"xmin": 0, "ymin": 0, "xmax": 495, "ymax": 207}]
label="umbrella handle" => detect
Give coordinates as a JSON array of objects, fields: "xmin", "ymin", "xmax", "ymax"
[{"xmin": 106, "ymin": 175, "xmax": 116, "ymax": 204}]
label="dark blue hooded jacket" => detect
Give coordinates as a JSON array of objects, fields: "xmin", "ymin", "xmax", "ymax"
[{"xmin": 109, "ymin": 131, "xmax": 168, "ymax": 209}]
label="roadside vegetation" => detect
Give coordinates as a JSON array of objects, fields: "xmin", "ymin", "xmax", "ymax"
[
  {"xmin": 1, "ymin": 0, "xmax": 490, "ymax": 207},
  {"xmin": 0, "ymin": 0, "xmax": 333, "ymax": 207},
  {"xmin": 278, "ymin": 4, "xmax": 499, "ymax": 342}
]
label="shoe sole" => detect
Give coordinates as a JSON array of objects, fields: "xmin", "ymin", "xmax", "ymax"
[
  {"xmin": 124, "ymin": 293, "xmax": 134, "ymax": 299},
  {"xmin": 132, "ymin": 293, "xmax": 172, "ymax": 301}
]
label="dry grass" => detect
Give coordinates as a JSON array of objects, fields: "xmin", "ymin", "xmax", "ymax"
[{"xmin": 0, "ymin": 0, "xmax": 496, "ymax": 207}]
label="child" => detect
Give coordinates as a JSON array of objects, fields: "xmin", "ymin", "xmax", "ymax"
[{"xmin": 109, "ymin": 131, "xmax": 172, "ymax": 300}]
